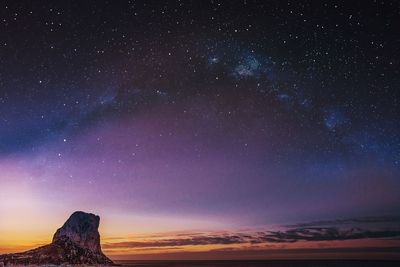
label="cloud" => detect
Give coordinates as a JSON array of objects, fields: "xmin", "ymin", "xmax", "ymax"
[
  {"xmin": 103, "ymin": 235, "xmax": 246, "ymax": 249},
  {"xmin": 104, "ymin": 216, "xmax": 400, "ymax": 250},
  {"xmin": 254, "ymin": 227, "xmax": 400, "ymax": 243},
  {"xmin": 286, "ymin": 216, "xmax": 400, "ymax": 228}
]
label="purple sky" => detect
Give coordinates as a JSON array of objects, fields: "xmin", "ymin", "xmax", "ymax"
[
  {"xmin": 1, "ymin": 0, "xmax": 400, "ymax": 259},
  {"xmin": 2, "ymin": 99, "xmax": 399, "ymax": 231}
]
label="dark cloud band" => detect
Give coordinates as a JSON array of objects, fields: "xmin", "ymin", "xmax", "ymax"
[{"xmin": 104, "ymin": 216, "xmax": 400, "ymax": 249}]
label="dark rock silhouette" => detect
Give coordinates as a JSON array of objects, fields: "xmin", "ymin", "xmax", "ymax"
[
  {"xmin": 53, "ymin": 211, "xmax": 103, "ymax": 253},
  {"xmin": 0, "ymin": 211, "xmax": 114, "ymax": 266}
]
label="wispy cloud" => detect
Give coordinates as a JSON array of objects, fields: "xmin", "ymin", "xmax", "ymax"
[
  {"xmin": 285, "ymin": 216, "xmax": 400, "ymax": 228},
  {"xmin": 103, "ymin": 235, "xmax": 246, "ymax": 248},
  {"xmin": 103, "ymin": 216, "xmax": 400, "ymax": 250},
  {"xmin": 253, "ymin": 227, "xmax": 400, "ymax": 243}
]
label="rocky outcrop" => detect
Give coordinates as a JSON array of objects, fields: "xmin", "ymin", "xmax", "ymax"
[
  {"xmin": 0, "ymin": 211, "xmax": 114, "ymax": 266},
  {"xmin": 53, "ymin": 211, "xmax": 102, "ymax": 253}
]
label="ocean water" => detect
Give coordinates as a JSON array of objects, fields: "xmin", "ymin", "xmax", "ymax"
[{"xmin": 115, "ymin": 260, "xmax": 400, "ymax": 267}]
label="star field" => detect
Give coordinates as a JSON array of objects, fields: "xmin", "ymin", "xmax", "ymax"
[{"xmin": 0, "ymin": 0, "xmax": 400, "ymax": 252}]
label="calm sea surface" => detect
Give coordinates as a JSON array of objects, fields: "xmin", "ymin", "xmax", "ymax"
[{"xmin": 115, "ymin": 260, "xmax": 400, "ymax": 267}]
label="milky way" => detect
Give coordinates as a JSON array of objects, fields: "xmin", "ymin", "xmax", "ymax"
[{"xmin": 0, "ymin": 0, "xmax": 400, "ymax": 258}]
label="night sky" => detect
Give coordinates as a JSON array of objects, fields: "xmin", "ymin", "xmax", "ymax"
[{"xmin": 1, "ymin": 0, "xmax": 400, "ymax": 260}]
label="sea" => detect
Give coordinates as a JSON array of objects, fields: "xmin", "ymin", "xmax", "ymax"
[{"xmin": 114, "ymin": 260, "xmax": 400, "ymax": 267}]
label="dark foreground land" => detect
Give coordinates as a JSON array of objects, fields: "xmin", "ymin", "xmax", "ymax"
[{"xmin": 115, "ymin": 260, "xmax": 400, "ymax": 267}]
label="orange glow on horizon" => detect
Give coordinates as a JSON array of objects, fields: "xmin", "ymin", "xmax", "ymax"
[{"xmin": 1, "ymin": 169, "xmax": 399, "ymax": 261}]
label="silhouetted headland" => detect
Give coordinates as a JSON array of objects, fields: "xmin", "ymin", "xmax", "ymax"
[{"xmin": 0, "ymin": 211, "xmax": 114, "ymax": 266}]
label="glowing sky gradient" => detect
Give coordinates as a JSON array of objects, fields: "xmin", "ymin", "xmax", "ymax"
[{"xmin": 1, "ymin": 0, "xmax": 400, "ymax": 260}]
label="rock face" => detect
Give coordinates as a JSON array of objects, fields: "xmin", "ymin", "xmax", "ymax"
[
  {"xmin": 0, "ymin": 211, "xmax": 114, "ymax": 266},
  {"xmin": 53, "ymin": 211, "xmax": 102, "ymax": 253}
]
